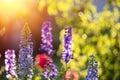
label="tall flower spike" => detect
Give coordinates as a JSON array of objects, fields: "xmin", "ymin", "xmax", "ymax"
[
  {"xmin": 18, "ymin": 23, "xmax": 33, "ymax": 80},
  {"xmin": 5, "ymin": 49, "xmax": 17, "ymax": 79},
  {"xmin": 38, "ymin": 21, "xmax": 57, "ymax": 79},
  {"xmin": 44, "ymin": 61, "xmax": 58, "ymax": 79},
  {"xmin": 86, "ymin": 55, "xmax": 98, "ymax": 80},
  {"xmin": 62, "ymin": 27, "xmax": 73, "ymax": 64},
  {"xmin": 40, "ymin": 21, "xmax": 54, "ymax": 55}
]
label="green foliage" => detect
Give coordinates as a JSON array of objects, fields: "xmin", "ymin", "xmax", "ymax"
[
  {"xmin": 107, "ymin": 0, "xmax": 120, "ymax": 7},
  {"xmin": 38, "ymin": 0, "xmax": 120, "ymax": 80}
]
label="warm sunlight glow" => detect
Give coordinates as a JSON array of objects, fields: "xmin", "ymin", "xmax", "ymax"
[
  {"xmin": 0, "ymin": 0, "xmax": 37, "ymax": 23},
  {"xmin": 3, "ymin": 0, "xmax": 13, "ymax": 3}
]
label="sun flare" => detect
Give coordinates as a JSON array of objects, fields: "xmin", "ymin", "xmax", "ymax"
[{"xmin": 0, "ymin": 0, "xmax": 37, "ymax": 23}]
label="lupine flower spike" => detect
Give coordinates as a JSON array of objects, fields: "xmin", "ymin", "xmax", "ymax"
[
  {"xmin": 44, "ymin": 60, "xmax": 58, "ymax": 79},
  {"xmin": 40, "ymin": 21, "xmax": 54, "ymax": 55},
  {"xmin": 86, "ymin": 55, "xmax": 98, "ymax": 80},
  {"xmin": 62, "ymin": 27, "xmax": 73, "ymax": 64},
  {"xmin": 18, "ymin": 23, "xmax": 33, "ymax": 80},
  {"xmin": 5, "ymin": 49, "xmax": 17, "ymax": 79},
  {"xmin": 37, "ymin": 21, "xmax": 57, "ymax": 79}
]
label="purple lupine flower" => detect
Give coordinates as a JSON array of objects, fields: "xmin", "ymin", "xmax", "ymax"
[
  {"xmin": 5, "ymin": 49, "xmax": 17, "ymax": 79},
  {"xmin": 38, "ymin": 21, "xmax": 57, "ymax": 79},
  {"xmin": 62, "ymin": 27, "xmax": 73, "ymax": 64},
  {"xmin": 86, "ymin": 55, "xmax": 98, "ymax": 80},
  {"xmin": 44, "ymin": 61, "xmax": 57, "ymax": 79},
  {"xmin": 18, "ymin": 43, "xmax": 33, "ymax": 80},
  {"xmin": 40, "ymin": 21, "xmax": 54, "ymax": 55},
  {"xmin": 18, "ymin": 24, "xmax": 33, "ymax": 80}
]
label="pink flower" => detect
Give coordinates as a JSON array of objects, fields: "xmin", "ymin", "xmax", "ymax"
[
  {"xmin": 64, "ymin": 70, "xmax": 79, "ymax": 80},
  {"xmin": 35, "ymin": 53, "xmax": 52, "ymax": 69}
]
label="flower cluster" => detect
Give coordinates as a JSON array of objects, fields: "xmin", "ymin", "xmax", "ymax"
[
  {"xmin": 62, "ymin": 27, "xmax": 73, "ymax": 64},
  {"xmin": 86, "ymin": 55, "xmax": 98, "ymax": 80},
  {"xmin": 4, "ymin": 22, "xmax": 76, "ymax": 80},
  {"xmin": 18, "ymin": 23, "xmax": 33, "ymax": 80},
  {"xmin": 40, "ymin": 21, "xmax": 54, "ymax": 55},
  {"xmin": 44, "ymin": 61, "xmax": 58, "ymax": 79},
  {"xmin": 35, "ymin": 53, "xmax": 52, "ymax": 69},
  {"xmin": 35, "ymin": 21, "xmax": 58, "ymax": 79},
  {"xmin": 5, "ymin": 49, "xmax": 17, "ymax": 79},
  {"xmin": 35, "ymin": 53, "xmax": 57, "ymax": 79}
]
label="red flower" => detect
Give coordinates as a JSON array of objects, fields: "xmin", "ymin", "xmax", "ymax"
[{"xmin": 35, "ymin": 53, "xmax": 52, "ymax": 69}]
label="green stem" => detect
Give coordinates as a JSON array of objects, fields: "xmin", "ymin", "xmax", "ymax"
[
  {"xmin": 66, "ymin": 63, "xmax": 68, "ymax": 72},
  {"xmin": 64, "ymin": 63, "xmax": 68, "ymax": 80}
]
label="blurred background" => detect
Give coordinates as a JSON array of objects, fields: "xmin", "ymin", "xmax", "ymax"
[{"xmin": 0, "ymin": 0, "xmax": 120, "ymax": 80}]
